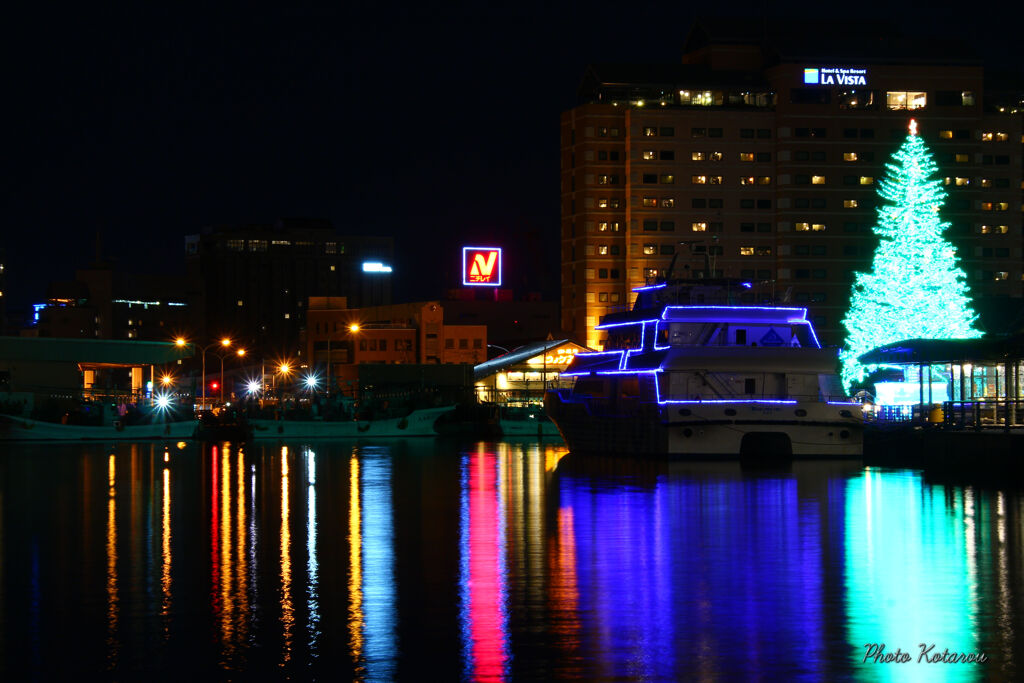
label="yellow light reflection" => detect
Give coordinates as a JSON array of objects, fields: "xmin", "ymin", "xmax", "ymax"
[
  {"xmin": 348, "ymin": 453, "xmax": 364, "ymax": 662},
  {"xmin": 281, "ymin": 447, "xmax": 294, "ymax": 662},
  {"xmin": 236, "ymin": 449, "xmax": 248, "ymax": 648},
  {"xmin": 161, "ymin": 466, "xmax": 172, "ymax": 629},
  {"xmin": 106, "ymin": 453, "xmax": 119, "ymax": 665},
  {"xmin": 220, "ymin": 446, "xmax": 234, "ymax": 656}
]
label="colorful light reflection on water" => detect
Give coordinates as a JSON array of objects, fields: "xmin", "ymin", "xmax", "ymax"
[{"xmin": 0, "ymin": 442, "xmax": 1022, "ymax": 680}]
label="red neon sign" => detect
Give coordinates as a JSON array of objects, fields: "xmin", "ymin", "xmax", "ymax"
[{"xmin": 463, "ymin": 247, "xmax": 502, "ymax": 287}]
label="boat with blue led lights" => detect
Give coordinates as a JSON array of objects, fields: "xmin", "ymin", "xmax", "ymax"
[{"xmin": 544, "ymin": 279, "xmax": 862, "ymax": 459}]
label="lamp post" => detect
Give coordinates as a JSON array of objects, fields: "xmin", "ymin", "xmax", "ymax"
[
  {"xmin": 218, "ymin": 347, "xmax": 246, "ymax": 404},
  {"xmin": 186, "ymin": 337, "xmax": 232, "ymax": 411}
]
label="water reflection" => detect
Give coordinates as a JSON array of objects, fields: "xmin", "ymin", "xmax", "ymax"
[{"xmin": 1, "ymin": 441, "xmax": 1023, "ymax": 680}]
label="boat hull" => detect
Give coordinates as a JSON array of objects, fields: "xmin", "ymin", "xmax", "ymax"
[
  {"xmin": 545, "ymin": 393, "xmax": 862, "ymax": 459},
  {"xmin": 249, "ymin": 406, "xmax": 455, "ymax": 440},
  {"xmin": 0, "ymin": 415, "xmax": 198, "ymax": 442}
]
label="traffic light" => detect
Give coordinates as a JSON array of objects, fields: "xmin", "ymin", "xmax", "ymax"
[{"xmin": 210, "ymin": 381, "xmax": 219, "ymax": 392}]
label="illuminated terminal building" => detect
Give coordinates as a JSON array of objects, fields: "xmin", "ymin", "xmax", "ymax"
[{"xmin": 561, "ymin": 18, "xmax": 1023, "ymax": 349}]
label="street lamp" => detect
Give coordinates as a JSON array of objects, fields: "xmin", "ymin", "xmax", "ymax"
[
  {"xmin": 190, "ymin": 337, "xmax": 232, "ymax": 411},
  {"xmin": 218, "ymin": 347, "xmax": 246, "ymax": 404}
]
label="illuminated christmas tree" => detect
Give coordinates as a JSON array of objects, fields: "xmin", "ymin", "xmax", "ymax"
[{"xmin": 840, "ymin": 119, "xmax": 981, "ymax": 389}]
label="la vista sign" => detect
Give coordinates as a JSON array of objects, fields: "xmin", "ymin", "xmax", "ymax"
[{"xmin": 803, "ymin": 67, "xmax": 867, "ymax": 86}]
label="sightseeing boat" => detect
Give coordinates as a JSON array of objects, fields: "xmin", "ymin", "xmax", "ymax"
[{"xmin": 544, "ymin": 280, "xmax": 863, "ymax": 459}]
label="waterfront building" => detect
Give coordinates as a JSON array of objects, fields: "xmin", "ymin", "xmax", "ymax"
[
  {"xmin": 304, "ymin": 297, "xmax": 487, "ymax": 390},
  {"xmin": 561, "ymin": 19, "xmax": 1024, "ymax": 350},
  {"xmin": 185, "ymin": 218, "xmax": 394, "ymax": 357},
  {"xmin": 472, "ymin": 338, "xmax": 589, "ymax": 404}
]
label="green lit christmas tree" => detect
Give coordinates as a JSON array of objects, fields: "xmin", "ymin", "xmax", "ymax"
[{"xmin": 840, "ymin": 119, "xmax": 981, "ymax": 389}]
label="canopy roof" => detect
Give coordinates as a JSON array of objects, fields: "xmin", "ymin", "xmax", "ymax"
[
  {"xmin": 859, "ymin": 334, "xmax": 1024, "ymax": 365},
  {"xmin": 0, "ymin": 336, "xmax": 193, "ymax": 365}
]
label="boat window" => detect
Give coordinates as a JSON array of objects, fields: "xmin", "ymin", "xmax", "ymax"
[
  {"xmin": 735, "ymin": 329, "xmax": 747, "ymax": 345},
  {"xmin": 619, "ymin": 377, "xmax": 640, "ymax": 398},
  {"xmin": 744, "ymin": 378, "xmax": 756, "ymax": 394},
  {"xmin": 573, "ymin": 379, "xmax": 605, "ymax": 397}
]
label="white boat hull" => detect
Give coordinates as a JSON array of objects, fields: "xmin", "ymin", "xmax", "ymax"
[
  {"xmin": 249, "ymin": 406, "xmax": 454, "ymax": 440},
  {"xmin": 545, "ymin": 394, "xmax": 862, "ymax": 459},
  {"xmin": 0, "ymin": 415, "xmax": 198, "ymax": 442}
]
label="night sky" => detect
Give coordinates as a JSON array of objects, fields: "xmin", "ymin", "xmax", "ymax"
[{"xmin": 7, "ymin": 3, "xmax": 1021, "ymax": 314}]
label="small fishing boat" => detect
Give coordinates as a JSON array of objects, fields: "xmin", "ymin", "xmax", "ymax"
[{"xmin": 248, "ymin": 405, "xmax": 455, "ymax": 440}]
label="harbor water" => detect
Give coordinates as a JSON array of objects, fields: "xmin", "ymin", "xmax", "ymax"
[{"xmin": 1, "ymin": 439, "xmax": 1021, "ymax": 681}]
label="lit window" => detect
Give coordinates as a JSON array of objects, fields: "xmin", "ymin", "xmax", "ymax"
[
  {"xmin": 812, "ymin": 223, "xmax": 826, "ymax": 231},
  {"xmin": 995, "ymin": 132, "xmax": 1008, "ymax": 141},
  {"xmin": 939, "ymin": 130, "xmax": 953, "ymax": 139},
  {"xmin": 691, "ymin": 151, "xmax": 705, "ymax": 161},
  {"xmin": 642, "ymin": 150, "xmax": 657, "ymax": 160},
  {"xmin": 585, "ymin": 269, "xmax": 595, "ymax": 280},
  {"xmin": 844, "ymin": 199, "xmax": 858, "ymax": 208},
  {"xmin": 598, "ymin": 245, "xmax": 609, "ymax": 255},
  {"xmin": 709, "ymin": 152, "xmax": 723, "ymax": 161},
  {"xmin": 739, "ymin": 152, "xmax": 755, "ymax": 162},
  {"xmin": 962, "ymin": 91, "xmax": 975, "ymax": 106},
  {"xmin": 643, "ymin": 244, "xmax": 657, "ymax": 255},
  {"xmin": 995, "ymin": 272, "xmax": 1009, "ymax": 281},
  {"xmin": 741, "ymin": 176, "xmax": 756, "ymax": 185},
  {"xmin": 795, "ymin": 222, "xmax": 810, "ymax": 231},
  {"xmin": 598, "ymin": 222, "xmax": 609, "ymax": 232},
  {"xmin": 980, "ymin": 178, "xmax": 992, "ymax": 188},
  {"xmin": 644, "ymin": 127, "xmax": 657, "ymax": 137},
  {"xmin": 692, "ymin": 222, "xmax": 707, "ymax": 232},
  {"xmin": 982, "ymin": 132, "xmax": 993, "ymax": 142},
  {"xmin": 740, "ymin": 246, "xmax": 755, "ymax": 256},
  {"xmin": 955, "ymin": 177, "xmax": 969, "ymax": 186},
  {"xmin": 660, "ymin": 174, "xmax": 674, "ymax": 184},
  {"xmin": 284, "ymin": 313, "xmax": 290, "ymax": 319},
  {"xmin": 598, "ymin": 175, "xmax": 612, "ymax": 184},
  {"xmin": 642, "ymin": 197, "xmax": 658, "ymax": 207},
  {"xmin": 955, "ymin": 154, "xmax": 969, "ymax": 163},
  {"xmin": 756, "ymin": 246, "xmax": 772, "ymax": 256},
  {"xmin": 843, "ymin": 152, "xmax": 858, "ymax": 161},
  {"xmin": 981, "ymin": 225, "xmax": 1009, "ymax": 234},
  {"xmin": 886, "ymin": 91, "xmax": 926, "ymax": 110},
  {"xmin": 708, "ymin": 175, "xmax": 723, "ymax": 184},
  {"xmin": 237, "ymin": 300, "xmax": 244, "ymax": 306},
  {"xmin": 811, "ymin": 175, "xmax": 826, "ymax": 185},
  {"xmin": 644, "ymin": 268, "xmax": 659, "ymax": 278},
  {"xmin": 598, "ymin": 198, "xmax": 609, "ymax": 208},
  {"xmin": 660, "ymin": 198, "xmax": 675, "ymax": 208},
  {"xmin": 757, "ymin": 176, "xmax": 771, "ymax": 185},
  {"xmin": 692, "ymin": 175, "xmax": 707, "ymax": 184},
  {"xmin": 982, "ymin": 202, "xmax": 1010, "ymax": 211},
  {"xmin": 860, "ymin": 176, "xmax": 874, "ymax": 185}
]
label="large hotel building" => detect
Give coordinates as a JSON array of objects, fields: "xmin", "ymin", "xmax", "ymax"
[{"xmin": 560, "ymin": 20, "xmax": 1023, "ymax": 349}]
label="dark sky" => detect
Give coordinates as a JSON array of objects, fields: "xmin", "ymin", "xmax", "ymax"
[{"xmin": 6, "ymin": 2, "xmax": 1021, "ymax": 313}]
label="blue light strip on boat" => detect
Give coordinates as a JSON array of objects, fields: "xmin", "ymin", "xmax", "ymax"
[
  {"xmin": 595, "ymin": 318, "xmax": 659, "ymax": 330},
  {"xmin": 660, "ymin": 305, "xmax": 808, "ymax": 320},
  {"xmin": 632, "ymin": 283, "xmax": 667, "ymax": 292}
]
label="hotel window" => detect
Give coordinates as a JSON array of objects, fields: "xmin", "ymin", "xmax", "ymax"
[
  {"xmin": 708, "ymin": 128, "xmax": 723, "ymax": 138},
  {"xmin": 226, "ymin": 239, "xmax": 245, "ymax": 251},
  {"xmin": 757, "ymin": 176, "xmax": 771, "ymax": 185},
  {"xmin": 644, "ymin": 126, "xmax": 657, "ymax": 137},
  {"xmin": 642, "ymin": 196, "xmax": 658, "ymax": 207},
  {"xmin": 740, "ymin": 128, "xmax": 755, "ymax": 138},
  {"xmin": 756, "ymin": 152, "xmax": 771, "ymax": 162},
  {"xmin": 795, "ymin": 222, "xmax": 810, "ymax": 231},
  {"xmin": 660, "ymin": 127, "xmax": 674, "ymax": 136},
  {"xmin": 692, "ymin": 127, "xmax": 706, "ymax": 138},
  {"xmin": 249, "ymin": 240, "xmax": 268, "ymax": 252},
  {"xmin": 860, "ymin": 176, "xmax": 874, "ymax": 185},
  {"xmin": 709, "ymin": 198, "xmax": 723, "ymax": 208},
  {"xmin": 598, "ymin": 198, "xmax": 609, "ymax": 208},
  {"xmin": 843, "ymin": 152, "xmax": 858, "ymax": 161},
  {"xmin": 643, "ymin": 244, "xmax": 657, "ymax": 255},
  {"xmin": 611, "ymin": 292, "xmax": 621, "ymax": 303},
  {"xmin": 981, "ymin": 225, "xmax": 1009, "ymax": 234},
  {"xmin": 741, "ymin": 176, "xmax": 756, "ymax": 185},
  {"xmin": 598, "ymin": 175, "xmax": 612, "ymax": 184},
  {"xmin": 740, "ymin": 246, "xmax": 755, "ymax": 256},
  {"xmin": 740, "ymin": 152, "xmax": 755, "ymax": 162},
  {"xmin": 598, "ymin": 245, "xmax": 609, "ymax": 255},
  {"xmin": 795, "ymin": 151, "xmax": 810, "ymax": 161},
  {"xmin": 812, "ymin": 223, "xmax": 826, "ymax": 231},
  {"xmin": 795, "ymin": 174, "xmax": 810, "ymax": 185},
  {"xmin": 585, "ymin": 269, "xmax": 595, "ymax": 280},
  {"xmin": 709, "ymin": 152, "xmax": 723, "ymax": 161},
  {"xmin": 811, "ymin": 175, "xmax": 826, "ymax": 185},
  {"xmin": 642, "ymin": 173, "xmax": 657, "ymax": 184},
  {"xmin": 660, "ymin": 221, "xmax": 675, "ymax": 232},
  {"xmin": 692, "ymin": 222, "xmax": 708, "ymax": 232},
  {"xmin": 661, "ymin": 150, "xmax": 675, "ymax": 160},
  {"xmin": 598, "ymin": 222, "xmax": 609, "ymax": 232},
  {"xmin": 660, "ymin": 198, "xmax": 675, "ymax": 208},
  {"xmin": 844, "ymin": 199, "xmax": 858, "ymax": 208},
  {"xmin": 644, "ymin": 268, "xmax": 659, "ymax": 278},
  {"xmin": 598, "ymin": 292, "xmax": 608, "ymax": 302},
  {"xmin": 660, "ymin": 245, "xmax": 675, "ymax": 255},
  {"xmin": 709, "ymin": 175, "xmax": 723, "ymax": 184},
  {"xmin": 660, "ymin": 174, "xmax": 675, "ymax": 184},
  {"xmin": 756, "ymin": 246, "xmax": 772, "ymax": 256},
  {"xmin": 995, "ymin": 272, "xmax": 1009, "ymax": 281},
  {"xmin": 692, "ymin": 151, "xmax": 705, "ymax": 161},
  {"xmin": 982, "ymin": 202, "xmax": 1009, "ymax": 211},
  {"xmin": 955, "ymin": 177, "xmax": 970, "ymax": 186},
  {"xmin": 692, "ymin": 175, "xmax": 707, "ymax": 184},
  {"xmin": 886, "ymin": 91, "xmax": 927, "ymax": 110},
  {"xmin": 938, "ymin": 130, "xmax": 953, "ymax": 139},
  {"xmin": 643, "ymin": 220, "xmax": 658, "ymax": 231},
  {"xmin": 642, "ymin": 150, "xmax": 657, "ymax": 160},
  {"xmin": 954, "ymin": 154, "xmax": 969, "ymax": 163}
]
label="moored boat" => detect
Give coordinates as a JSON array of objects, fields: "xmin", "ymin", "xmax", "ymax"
[
  {"xmin": 545, "ymin": 279, "xmax": 863, "ymax": 459},
  {"xmin": 0, "ymin": 414, "xmax": 198, "ymax": 442},
  {"xmin": 249, "ymin": 405, "xmax": 455, "ymax": 439},
  {"xmin": 496, "ymin": 404, "xmax": 561, "ymax": 438}
]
